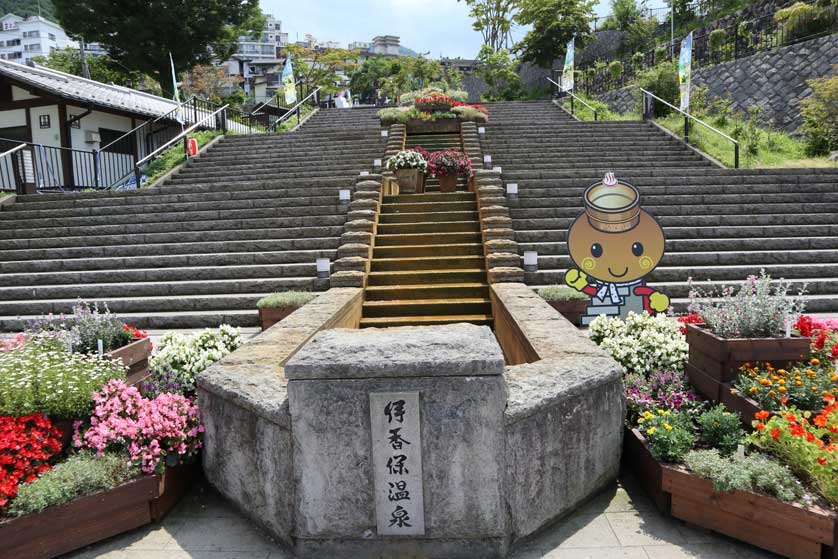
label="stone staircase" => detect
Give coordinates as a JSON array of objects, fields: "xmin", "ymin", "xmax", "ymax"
[
  {"xmin": 0, "ymin": 108, "xmax": 383, "ymax": 330},
  {"xmin": 482, "ymin": 99, "xmax": 838, "ymax": 313},
  {"xmin": 404, "ymin": 132, "xmax": 468, "ymax": 192},
  {"xmin": 361, "ymin": 191, "xmax": 492, "ymax": 328}
]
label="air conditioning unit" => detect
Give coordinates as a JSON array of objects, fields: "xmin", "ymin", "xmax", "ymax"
[{"xmin": 84, "ymin": 130, "xmax": 100, "ymax": 143}]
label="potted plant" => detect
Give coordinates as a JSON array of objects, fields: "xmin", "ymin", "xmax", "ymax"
[
  {"xmin": 428, "ymin": 149, "xmax": 472, "ymax": 193},
  {"xmin": 414, "ymin": 94, "xmax": 454, "ymax": 113},
  {"xmin": 538, "ymin": 285, "xmax": 589, "ymax": 326},
  {"xmin": 686, "ymin": 271, "xmax": 809, "ymax": 401},
  {"xmin": 256, "ymin": 291, "xmax": 318, "ymax": 331},
  {"xmin": 385, "ymin": 149, "xmax": 428, "ymax": 194}
]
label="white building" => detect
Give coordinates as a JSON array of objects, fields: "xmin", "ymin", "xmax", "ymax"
[
  {"xmin": 348, "ymin": 41, "xmax": 371, "ymax": 52},
  {"xmin": 370, "ymin": 36, "xmax": 401, "ymax": 57},
  {"xmin": 0, "ymin": 14, "xmax": 78, "ymax": 63}
]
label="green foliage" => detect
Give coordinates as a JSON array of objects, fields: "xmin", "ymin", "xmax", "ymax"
[
  {"xmin": 53, "ymin": 0, "xmax": 263, "ymax": 95},
  {"xmin": 32, "ymin": 48, "xmax": 145, "ymax": 87},
  {"xmin": 638, "ymin": 409, "xmax": 696, "ymax": 463},
  {"xmin": 637, "ymin": 61, "xmax": 677, "ymax": 116},
  {"xmin": 0, "ymin": 0, "xmax": 56, "ymax": 19},
  {"xmin": 562, "ymin": 91, "xmax": 639, "ymax": 121},
  {"xmin": 631, "ymin": 51, "xmax": 645, "ymax": 70},
  {"xmin": 349, "ymin": 57, "xmax": 399, "ymax": 102},
  {"xmin": 452, "ymin": 105, "xmax": 489, "ymax": 122},
  {"xmin": 256, "ymin": 291, "xmax": 318, "ymax": 310},
  {"xmin": 6, "ymin": 452, "xmax": 138, "ymax": 517},
  {"xmin": 800, "ymin": 70, "xmax": 838, "ymax": 156},
  {"xmin": 0, "ymin": 338, "xmax": 125, "ymax": 419},
  {"xmin": 697, "ymin": 405, "xmax": 744, "ymax": 456},
  {"xmin": 143, "ymin": 130, "xmax": 222, "ymax": 185},
  {"xmin": 514, "ymin": 0, "xmax": 596, "ymax": 68},
  {"xmin": 538, "ymin": 285, "xmax": 589, "ymax": 301},
  {"xmin": 285, "ymin": 42, "xmax": 361, "ymax": 96},
  {"xmin": 609, "ymin": 0, "xmax": 643, "ymax": 29},
  {"xmin": 476, "ymin": 45, "xmax": 523, "ymax": 101},
  {"xmin": 608, "ymin": 60, "xmax": 623, "ymax": 80},
  {"xmin": 709, "ymin": 29, "xmax": 726, "ymax": 52},
  {"xmin": 684, "ymin": 449, "xmax": 804, "ymax": 502},
  {"xmin": 459, "ymin": 0, "xmax": 517, "ymax": 52},
  {"xmin": 619, "ymin": 16, "xmax": 658, "ymax": 58},
  {"xmin": 653, "ymin": 45, "xmax": 670, "ymax": 65}
]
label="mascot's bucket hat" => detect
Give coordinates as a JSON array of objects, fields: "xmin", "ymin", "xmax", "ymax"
[{"xmin": 583, "ymin": 172, "xmax": 641, "ymax": 233}]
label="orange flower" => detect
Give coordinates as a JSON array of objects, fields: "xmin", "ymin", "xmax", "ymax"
[
  {"xmin": 781, "ymin": 397, "xmax": 789, "ymax": 405},
  {"xmin": 755, "ymin": 410, "xmax": 770, "ymax": 421},
  {"xmin": 812, "ymin": 358, "xmax": 821, "ymax": 366},
  {"xmin": 756, "ymin": 422, "xmax": 765, "ymax": 431},
  {"xmin": 771, "ymin": 428, "xmax": 781, "ymax": 441}
]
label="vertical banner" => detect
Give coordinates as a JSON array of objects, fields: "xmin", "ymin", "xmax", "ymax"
[
  {"xmin": 169, "ymin": 52, "xmax": 183, "ymax": 124},
  {"xmin": 562, "ymin": 38, "xmax": 575, "ymax": 92},
  {"xmin": 282, "ymin": 55, "xmax": 297, "ymax": 105},
  {"xmin": 678, "ymin": 31, "xmax": 693, "ymax": 112}
]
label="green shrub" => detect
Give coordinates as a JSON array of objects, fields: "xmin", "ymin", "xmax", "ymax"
[
  {"xmin": 538, "ymin": 285, "xmax": 589, "ymax": 302},
  {"xmin": 451, "ymin": 106, "xmax": 488, "ymax": 123},
  {"xmin": 697, "ymin": 405, "xmax": 744, "ymax": 456},
  {"xmin": 637, "ymin": 62, "xmax": 678, "ymax": 117},
  {"xmin": 144, "ymin": 129, "xmax": 222, "ymax": 185},
  {"xmin": 608, "ymin": 60, "xmax": 623, "ymax": 81},
  {"xmin": 638, "ymin": 408, "xmax": 695, "ymax": 463},
  {"xmin": 684, "ymin": 449, "xmax": 804, "ymax": 502},
  {"xmin": 0, "ymin": 338, "xmax": 125, "ymax": 419},
  {"xmin": 631, "ymin": 52, "xmax": 645, "ymax": 70},
  {"xmin": 7, "ymin": 452, "xmax": 138, "ymax": 517},
  {"xmin": 585, "ymin": 67, "xmax": 597, "ymax": 81},
  {"xmin": 801, "ymin": 70, "xmax": 838, "ymax": 156},
  {"xmin": 256, "ymin": 291, "xmax": 318, "ymax": 309},
  {"xmin": 743, "ymin": 106, "xmax": 763, "ymax": 156},
  {"xmin": 654, "ymin": 45, "xmax": 670, "ymax": 65},
  {"xmin": 709, "ymin": 29, "xmax": 727, "ymax": 55}
]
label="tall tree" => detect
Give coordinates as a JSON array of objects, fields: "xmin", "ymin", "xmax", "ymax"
[
  {"xmin": 32, "ymin": 47, "xmax": 145, "ymax": 87},
  {"xmin": 459, "ymin": 0, "xmax": 518, "ymax": 53},
  {"xmin": 53, "ymin": 0, "xmax": 263, "ymax": 97},
  {"xmin": 514, "ymin": 0, "xmax": 596, "ymax": 68},
  {"xmin": 475, "ymin": 45, "xmax": 522, "ymax": 100},
  {"xmin": 182, "ymin": 64, "xmax": 243, "ymax": 103},
  {"xmin": 0, "ymin": 0, "xmax": 56, "ymax": 20},
  {"xmin": 284, "ymin": 40, "xmax": 360, "ymax": 96},
  {"xmin": 610, "ymin": 0, "xmax": 643, "ymax": 29},
  {"xmin": 349, "ymin": 57, "xmax": 398, "ymax": 102}
]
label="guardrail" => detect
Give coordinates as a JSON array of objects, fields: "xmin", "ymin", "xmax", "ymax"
[
  {"xmin": 639, "ymin": 88, "xmax": 739, "ymax": 168},
  {"xmin": 547, "ymin": 77, "xmax": 599, "ymax": 121},
  {"xmin": 0, "ymin": 138, "xmax": 106, "ymax": 193},
  {"xmin": 0, "ymin": 142, "xmax": 25, "ymax": 193},
  {"xmin": 269, "ymin": 87, "xmax": 321, "ymax": 132}
]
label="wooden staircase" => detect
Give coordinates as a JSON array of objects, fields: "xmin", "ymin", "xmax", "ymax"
[{"xmin": 360, "ymin": 191, "xmax": 493, "ymax": 328}]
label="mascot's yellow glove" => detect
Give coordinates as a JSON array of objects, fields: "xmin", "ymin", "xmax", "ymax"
[
  {"xmin": 564, "ymin": 269, "xmax": 589, "ymax": 291},
  {"xmin": 649, "ymin": 292, "xmax": 670, "ymax": 313}
]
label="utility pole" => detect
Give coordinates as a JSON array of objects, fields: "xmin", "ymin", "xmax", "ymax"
[
  {"xmin": 670, "ymin": 0, "xmax": 675, "ymax": 59},
  {"xmin": 80, "ymin": 37, "xmax": 91, "ymax": 79}
]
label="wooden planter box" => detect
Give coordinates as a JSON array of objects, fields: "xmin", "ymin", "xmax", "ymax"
[
  {"xmin": 685, "ymin": 324, "xmax": 810, "ymax": 400},
  {"xmin": 547, "ymin": 299, "xmax": 589, "ymax": 327},
  {"xmin": 258, "ymin": 307, "xmax": 296, "ymax": 331},
  {"xmin": 0, "ymin": 476, "xmax": 159, "ymax": 559},
  {"xmin": 149, "ymin": 461, "xmax": 199, "ymax": 521},
  {"xmin": 405, "ymin": 118, "xmax": 461, "ymax": 134},
  {"xmin": 107, "ymin": 338, "xmax": 152, "ymax": 386},
  {"xmin": 663, "ymin": 465, "xmax": 838, "ymax": 559},
  {"xmin": 621, "ymin": 428, "xmax": 671, "ymax": 513},
  {"xmin": 438, "ymin": 175, "xmax": 459, "ymax": 193},
  {"xmin": 395, "ymin": 168, "xmax": 425, "ymax": 194}
]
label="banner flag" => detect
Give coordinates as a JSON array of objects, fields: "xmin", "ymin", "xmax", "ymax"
[
  {"xmin": 282, "ymin": 55, "xmax": 297, "ymax": 106},
  {"xmin": 561, "ymin": 38, "xmax": 574, "ymax": 92},
  {"xmin": 169, "ymin": 52, "xmax": 183, "ymax": 124},
  {"xmin": 679, "ymin": 31, "xmax": 693, "ymax": 111}
]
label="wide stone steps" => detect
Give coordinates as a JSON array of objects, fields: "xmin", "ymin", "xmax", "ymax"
[
  {"xmin": 373, "ymin": 243, "xmax": 484, "ymax": 258},
  {"xmin": 0, "ymin": 107, "xmax": 382, "ymax": 330},
  {"xmin": 364, "ymin": 283, "xmax": 490, "ymax": 301},
  {"xmin": 358, "ymin": 314, "xmax": 494, "ymax": 328}
]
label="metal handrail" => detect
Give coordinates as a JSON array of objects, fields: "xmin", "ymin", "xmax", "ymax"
[
  {"xmin": 136, "ymin": 104, "xmax": 228, "ymax": 167},
  {"xmin": 546, "ymin": 77, "xmax": 598, "ymax": 121},
  {"xmin": 638, "ymin": 88, "xmax": 740, "ymax": 168},
  {"xmin": 99, "ymin": 95, "xmax": 197, "ymax": 152},
  {"xmin": 250, "ymin": 78, "xmax": 306, "ymax": 116},
  {"xmin": 0, "ymin": 141, "xmax": 26, "ymax": 159},
  {"xmin": 268, "ymin": 87, "xmax": 321, "ymax": 132}
]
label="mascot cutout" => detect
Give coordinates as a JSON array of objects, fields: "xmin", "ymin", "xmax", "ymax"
[{"xmin": 565, "ymin": 172, "xmax": 669, "ymax": 325}]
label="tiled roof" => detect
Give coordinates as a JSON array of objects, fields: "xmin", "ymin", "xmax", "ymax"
[{"xmin": 0, "ymin": 59, "xmax": 179, "ymax": 118}]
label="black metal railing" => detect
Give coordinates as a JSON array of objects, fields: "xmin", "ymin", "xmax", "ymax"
[
  {"xmin": 639, "ymin": 88, "xmax": 740, "ymax": 168},
  {"xmin": 547, "ymin": 77, "xmax": 599, "ymax": 120},
  {"xmin": 579, "ymin": 1, "xmax": 838, "ymax": 95},
  {"xmin": 268, "ymin": 87, "xmax": 321, "ymax": 133},
  {"xmin": 0, "ymin": 137, "xmax": 109, "ymax": 193},
  {"xmin": 0, "ymin": 142, "xmax": 25, "ymax": 192}
]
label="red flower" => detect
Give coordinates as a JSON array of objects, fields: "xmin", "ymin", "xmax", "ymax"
[
  {"xmin": 755, "ymin": 410, "xmax": 770, "ymax": 421},
  {"xmin": 831, "ymin": 343, "xmax": 838, "ymax": 358},
  {"xmin": 815, "ymin": 330, "xmax": 828, "ymax": 350},
  {"xmin": 771, "ymin": 428, "xmax": 781, "ymax": 441},
  {"xmin": 756, "ymin": 422, "xmax": 765, "ymax": 430},
  {"xmin": 819, "ymin": 456, "xmax": 828, "ymax": 466},
  {"xmin": 0, "ymin": 414, "xmax": 62, "ymax": 508}
]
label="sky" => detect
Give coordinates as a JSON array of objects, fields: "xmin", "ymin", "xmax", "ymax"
[{"xmin": 265, "ymin": 0, "xmax": 670, "ymax": 60}]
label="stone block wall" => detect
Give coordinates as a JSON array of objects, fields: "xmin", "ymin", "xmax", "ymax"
[{"xmin": 593, "ymin": 33, "xmax": 838, "ymax": 133}]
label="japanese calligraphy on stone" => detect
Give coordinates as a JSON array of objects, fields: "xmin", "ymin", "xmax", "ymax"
[{"xmin": 369, "ymin": 391, "xmax": 425, "ymax": 536}]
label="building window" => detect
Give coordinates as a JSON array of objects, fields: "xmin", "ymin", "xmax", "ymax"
[
  {"xmin": 99, "ymin": 128, "xmax": 133, "ymax": 155},
  {"xmin": 39, "ymin": 115, "xmax": 50, "ymax": 129},
  {"xmin": 48, "ymin": 33, "xmax": 55, "ymax": 41}
]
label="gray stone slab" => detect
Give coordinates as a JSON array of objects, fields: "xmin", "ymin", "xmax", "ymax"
[{"xmin": 285, "ymin": 323, "xmax": 505, "ymax": 380}]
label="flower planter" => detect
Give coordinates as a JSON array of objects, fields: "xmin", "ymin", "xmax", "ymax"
[
  {"xmin": 107, "ymin": 338, "xmax": 151, "ymax": 386},
  {"xmin": 438, "ymin": 175, "xmax": 459, "ymax": 193},
  {"xmin": 395, "ymin": 168, "xmax": 425, "ymax": 194},
  {"xmin": 51, "ymin": 419, "xmax": 75, "ymax": 453},
  {"xmin": 405, "ymin": 118, "xmax": 461, "ymax": 134},
  {"xmin": 258, "ymin": 307, "xmax": 296, "ymax": 331},
  {"xmin": 0, "ymin": 475, "xmax": 159, "ymax": 559},
  {"xmin": 149, "ymin": 461, "xmax": 200, "ymax": 522},
  {"xmin": 685, "ymin": 324, "xmax": 810, "ymax": 400},
  {"xmin": 621, "ymin": 428, "xmax": 671, "ymax": 513},
  {"xmin": 662, "ymin": 465, "xmax": 838, "ymax": 559},
  {"xmin": 547, "ymin": 299, "xmax": 590, "ymax": 327}
]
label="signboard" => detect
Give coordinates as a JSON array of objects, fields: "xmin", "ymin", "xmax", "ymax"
[
  {"xmin": 561, "ymin": 38, "xmax": 574, "ymax": 92},
  {"xmin": 369, "ymin": 392, "xmax": 425, "ymax": 536},
  {"xmin": 679, "ymin": 31, "xmax": 693, "ymax": 111},
  {"xmin": 282, "ymin": 55, "xmax": 297, "ymax": 105}
]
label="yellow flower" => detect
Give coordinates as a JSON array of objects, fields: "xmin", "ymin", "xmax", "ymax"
[
  {"xmin": 804, "ymin": 411, "xmax": 812, "ymax": 419},
  {"xmin": 778, "ymin": 387, "xmax": 787, "ymax": 393},
  {"xmin": 730, "ymin": 388, "xmax": 739, "ymax": 395},
  {"xmin": 644, "ymin": 411, "xmax": 655, "ymax": 420},
  {"xmin": 812, "ymin": 358, "xmax": 821, "ymax": 366},
  {"xmin": 663, "ymin": 423, "xmax": 673, "ymax": 431},
  {"xmin": 647, "ymin": 427, "xmax": 657, "ymax": 435},
  {"xmin": 637, "ymin": 418, "xmax": 645, "ymax": 424},
  {"xmin": 749, "ymin": 387, "xmax": 759, "ymax": 394}
]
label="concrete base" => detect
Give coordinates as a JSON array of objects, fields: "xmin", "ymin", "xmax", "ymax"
[{"xmin": 295, "ymin": 537, "xmax": 508, "ymax": 559}]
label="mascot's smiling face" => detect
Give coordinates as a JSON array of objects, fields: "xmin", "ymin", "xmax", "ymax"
[{"xmin": 567, "ymin": 209, "xmax": 665, "ymax": 284}]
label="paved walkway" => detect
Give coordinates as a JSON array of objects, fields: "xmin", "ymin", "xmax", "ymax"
[{"xmin": 65, "ymin": 475, "xmax": 778, "ymax": 559}]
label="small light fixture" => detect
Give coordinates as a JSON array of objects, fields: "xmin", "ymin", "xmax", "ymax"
[
  {"xmin": 478, "ymin": 126, "xmax": 486, "ymax": 135},
  {"xmin": 483, "ymin": 154, "xmax": 492, "ymax": 166},
  {"xmin": 373, "ymin": 159, "xmax": 382, "ymax": 168},
  {"xmin": 380, "ymin": 129, "xmax": 389, "ymax": 138},
  {"xmin": 523, "ymin": 251, "xmax": 538, "ymax": 272},
  {"xmin": 360, "ymin": 171, "xmax": 370, "ymax": 176},
  {"xmin": 316, "ymin": 258, "xmax": 331, "ymax": 279},
  {"xmin": 492, "ymin": 166, "xmax": 502, "ymax": 173},
  {"xmin": 506, "ymin": 183, "xmax": 518, "ymax": 198},
  {"xmin": 339, "ymin": 189, "xmax": 351, "ymax": 205}
]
